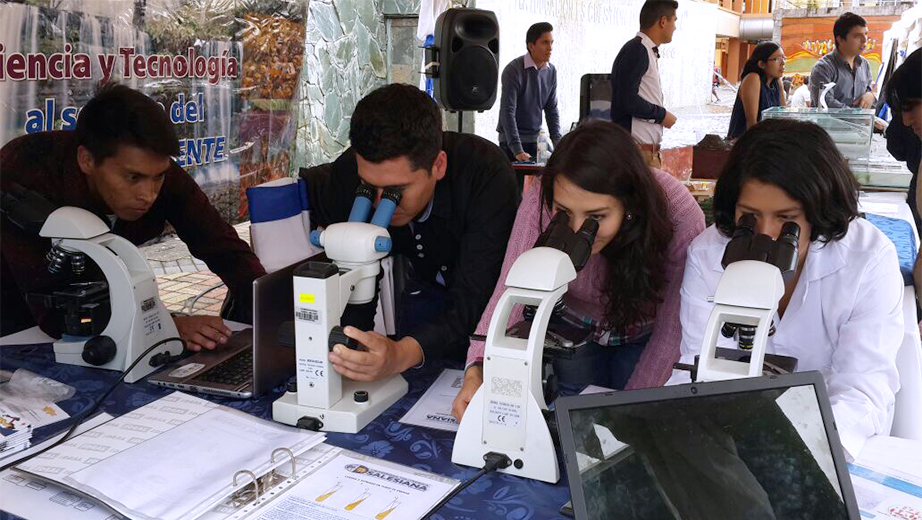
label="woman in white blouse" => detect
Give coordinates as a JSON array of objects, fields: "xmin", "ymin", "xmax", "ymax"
[{"xmin": 673, "ymin": 119, "xmax": 904, "ymax": 460}]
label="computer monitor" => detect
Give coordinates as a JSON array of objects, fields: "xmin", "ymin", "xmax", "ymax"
[
  {"xmin": 579, "ymin": 73, "xmax": 612, "ymax": 123},
  {"xmin": 556, "ymin": 372, "xmax": 860, "ymax": 520}
]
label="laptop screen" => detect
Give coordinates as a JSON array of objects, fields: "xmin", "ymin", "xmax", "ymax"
[
  {"xmin": 562, "ymin": 381, "xmax": 853, "ymax": 520},
  {"xmin": 579, "ymin": 73, "xmax": 611, "ymax": 122}
]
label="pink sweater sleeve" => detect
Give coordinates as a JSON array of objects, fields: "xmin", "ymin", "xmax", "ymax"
[
  {"xmin": 465, "ymin": 185, "xmax": 546, "ymax": 367},
  {"xmin": 625, "ymin": 169, "xmax": 706, "ymax": 389}
]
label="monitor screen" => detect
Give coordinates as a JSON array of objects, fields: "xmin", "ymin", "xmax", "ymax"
[
  {"xmin": 579, "ymin": 74, "xmax": 611, "ymax": 122},
  {"xmin": 566, "ymin": 384, "xmax": 851, "ymax": 520}
]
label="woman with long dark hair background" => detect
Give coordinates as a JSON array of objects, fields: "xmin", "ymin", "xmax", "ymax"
[
  {"xmin": 452, "ymin": 121, "xmax": 704, "ymax": 420},
  {"xmin": 726, "ymin": 41, "xmax": 786, "ymax": 140}
]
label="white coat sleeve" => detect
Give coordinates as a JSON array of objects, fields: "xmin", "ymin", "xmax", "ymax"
[
  {"xmin": 827, "ymin": 243, "xmax": 903, "ymax": 460},
  {"xmin": 667, "ymin": 245, "xmax": 715, "ymax": 385}
]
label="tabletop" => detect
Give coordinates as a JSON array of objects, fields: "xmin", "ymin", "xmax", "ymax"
[{"xmin": 0, "ymin": 342, "xmax": 573, "ymax": 520}]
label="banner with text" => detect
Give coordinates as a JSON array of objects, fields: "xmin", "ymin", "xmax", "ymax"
[{"xmin": 0, "ymin": 0, "xmax": 307, "ymax": 221}]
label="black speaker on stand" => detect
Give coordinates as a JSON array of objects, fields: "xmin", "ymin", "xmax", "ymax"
[{"xmin": 425, "ymin": 8, "xmax": 499, "ymax": 132}]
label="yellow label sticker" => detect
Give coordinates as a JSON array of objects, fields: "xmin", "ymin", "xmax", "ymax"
[{"xmin": 300, "ymin": 294, "xmax": 315, "ymax": 304}]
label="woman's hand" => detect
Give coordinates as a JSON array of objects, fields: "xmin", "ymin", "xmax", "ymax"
[{"xmin": 451, "ymin": 364, "xmax": 483, "ymax": 421}]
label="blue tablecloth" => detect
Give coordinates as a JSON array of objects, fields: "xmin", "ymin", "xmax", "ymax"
[{"xmin": 0, "ymin": 344, "xmax": 572, "ymax": 520}]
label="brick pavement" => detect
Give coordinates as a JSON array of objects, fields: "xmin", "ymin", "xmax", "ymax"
[{"xmin": 143, "ymin": 221, "xmax": 249, "ymax": 316}]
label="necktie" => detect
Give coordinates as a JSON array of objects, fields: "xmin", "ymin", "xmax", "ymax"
[{"xmin": 652, "ymin": 46, "xmax": 660, "ymax": 58}]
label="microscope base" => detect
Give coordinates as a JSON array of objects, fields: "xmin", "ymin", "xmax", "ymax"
[
  {"xmin": 452, "ymin": 386, "xmax": 560, "ymax": 483},
  {"xmin": 272, "ymin": 375, "xmax": 408, "ymax": 433},
  {"xmin": 54, "ymin": 339, "xmax": 181, "ymax": 384}
]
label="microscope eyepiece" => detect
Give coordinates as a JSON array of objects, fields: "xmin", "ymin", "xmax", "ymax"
[
  {"xmin": 348, "ymin": 183, "xmax": 376, "ymax": 223},
  {"xmin": 369, "ymin": 187, "xmax": 403, "ymax": 228},
  {"xmin": 734, "ymin": 213, "xmax": 757, "ymax": 237},
  {"xmin": 381, "ymin": 187, "xmax": 402, "ymax": 206},
  {"xmin": 577, "ymin": 217, "xmax": 599, "ymax": 240},
  {"xmin": 356, "ymin": 183, "xmax": 375, "ymax": 200},
  {"xmin": 778, "ymin": 221, "xmax": 800, "ymax": 244},
  {"xmin": 535, "ymin": 211, "xmax": 570, "ymax": 249},
  {"xmin": 569, "ymin": 218, "xmax": 599, "ymax": 272}
]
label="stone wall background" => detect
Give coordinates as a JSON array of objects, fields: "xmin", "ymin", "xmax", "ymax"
[
  {"xmin": 292, "ymin": 0, "xmax": 428, "ymax": 171},
  {"xmin": 292, "ymin": 0, "xmax": 386, "ymax": 171}
]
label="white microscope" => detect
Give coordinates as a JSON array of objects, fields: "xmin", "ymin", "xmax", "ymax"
[
  {"xmin": 27, "ymin": 204, "xmax": 183, "ymax": 384},
  {"xmin": 453, "ymin": 213, "xmax": 597, "ymax": 484},
  {"xmin": 272, "ymin": 185, "xmax": 408, "ymax": 433},
  {"xmin": 692, "ymin": 214, "xmax": 800, "ymax": 382}
]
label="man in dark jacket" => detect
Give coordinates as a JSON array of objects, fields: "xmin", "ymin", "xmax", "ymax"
[
  {"xmin": 1, "ymin": 84, "xmax": 266, "ymax": 351},
  {"xmin": 304, "ymin": 83, "xmax": 517, "ymax": 382}
]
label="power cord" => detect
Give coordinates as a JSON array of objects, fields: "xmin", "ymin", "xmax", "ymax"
[
  {"xmin": 424, "ymin": 452, "xmax": 512, "ymax": 518},
  {"xmin": 1, "ymin": 336, "xmax": 185, "ymax": 471}
]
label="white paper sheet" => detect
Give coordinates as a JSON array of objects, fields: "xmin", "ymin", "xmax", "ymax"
[
  {"xmin": 0, "ymin": 326, "xmax": 55, "ymax": 347},
  {"xmin": 71, "ymin": 409, "xmax": 322, "ymax": 520},
  {"xmin": 399, "ymin": 369, "xmax": 464, "ymax": 432},
  {"xmin": 0, "ymin": 401, "xmax": 68, "ymax": 430},
  {"xmin": 244, "ymin": 451, "xmax": 458, "ymax": 520},
  {"xmin": 858, "ymin": 201, "xmax": 900, "ymax": 216},
  {"xmin": 580, "ymin": 385, "xmax": 614, "ymax": 395},
  {"xmin": 849, "ymin": 436, "xmax": 922, "ymax": 517},
  {"xmin": 15, "ymin": 392, "xmax": 324, "ymax": 520},
  {"xmin": 0, "ymin": 414, "xmax": 120, "ymax": 520},
  {"xmin": 1, "ymin": 413, "xmax": 111, "ymax": 469}
]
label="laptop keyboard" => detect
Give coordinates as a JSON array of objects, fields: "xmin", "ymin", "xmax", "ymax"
[{"xmin": 196, "ymin": 350, "xmax": 253, "ymax": 386}]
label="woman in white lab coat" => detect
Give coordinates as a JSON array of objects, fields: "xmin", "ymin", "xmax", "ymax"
[{"xmin": 675, "ymin": 118, "xmax": 904, "ymax": 460}]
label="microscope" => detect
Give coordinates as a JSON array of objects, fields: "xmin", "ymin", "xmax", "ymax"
[
  {"xmin": 452, "ymin": 212, "xmax": 598, "ymax": 484},
  {"xmin": 1, "ymin": 184, "xmax": 183, "ymax": 383},
  {"xmin": 272, "ymin": 185, "xmax": 408, "ymax": 434},
  {"xmin": 692, "ymin": 214, "xmax": 800, "ymax": 382}
]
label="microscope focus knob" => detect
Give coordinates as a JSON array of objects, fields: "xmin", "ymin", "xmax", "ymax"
[
  {"xmin": 82, "ymin": 335, "xmax": 117, "ymax": 366},
  {"xmin": 328, "ymin": 326, "xmax": 363, "ymax": 351}
]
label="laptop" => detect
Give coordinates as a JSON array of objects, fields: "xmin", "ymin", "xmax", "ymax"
[
  {"xmin": 148, "ymin": 260, "xmax": 301, "ymax": 398},
  {"xmin": 555, "ymin": 372, "xmax": 860, "ymax": 520}
]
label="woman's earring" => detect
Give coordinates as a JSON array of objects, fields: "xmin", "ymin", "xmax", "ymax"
[{"xmin": 625, "ymin": 213, "xmax": 634, "ymax": 221}]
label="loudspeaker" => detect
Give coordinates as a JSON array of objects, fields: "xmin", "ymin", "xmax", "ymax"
[{"xmin": 429, "ymin": 8, "xmax": 499, "ymax": 111}]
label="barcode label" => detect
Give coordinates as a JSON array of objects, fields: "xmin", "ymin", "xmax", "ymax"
[{"xmin": 296, "ymin": 307, "xmax": 320, "ymax": 323}]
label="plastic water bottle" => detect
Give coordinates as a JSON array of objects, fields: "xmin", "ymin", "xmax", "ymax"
[{"xmin": 537, "ymin": 130, "xmax": 551, "ymax": 165}]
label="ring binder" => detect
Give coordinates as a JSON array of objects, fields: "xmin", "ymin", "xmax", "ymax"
[
  {"xmin": 12, "ymin": 392, "xmax": 328, "ymax": 520},
  {"xmin": 271, "ymin": 447, "xmax": 296, "ymax": 477},
  {"xmin": 232, "ymin": 469, "xmax": 261, "ymax": 508}
]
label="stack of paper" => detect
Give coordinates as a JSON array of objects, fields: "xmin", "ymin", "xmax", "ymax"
[
  {"xmin": 0, "ymin": 424, "xmax": 32, "ymax": 459},
  {"xmin": 0, "ymin": 399, "xmax": 70, "ymax": 463}
]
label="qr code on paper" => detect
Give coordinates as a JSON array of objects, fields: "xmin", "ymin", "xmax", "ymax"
[{"xmin": 491, "ymin": 377, "xmax": 523, "ymax": 398}]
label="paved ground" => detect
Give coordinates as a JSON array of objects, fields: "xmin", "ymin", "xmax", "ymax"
[{"xmin": 142, "ymin": 222, "xmax": 248, "ymax": 316}]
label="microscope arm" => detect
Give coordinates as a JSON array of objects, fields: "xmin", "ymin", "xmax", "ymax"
[{"xmin": 336, "ymin": 266, "xmax": 379, "ymax": 317}]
